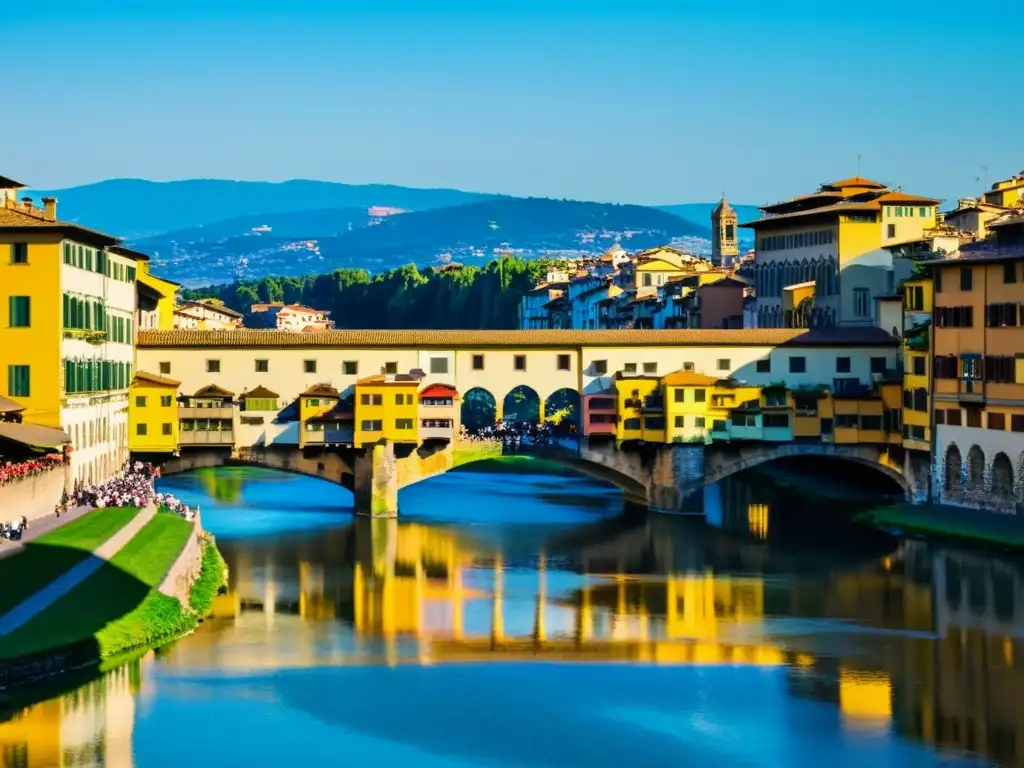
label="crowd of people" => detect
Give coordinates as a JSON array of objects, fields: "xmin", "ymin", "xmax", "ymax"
[
  {"xmin": 460, "ymin": 420, "xmax": 578, "ymax": 453},
  {"xmin": 64, "ymin": 461, "xmax": 199, "ymax": 522},
  {"xmin": 0, "ymin": 452, "xmax": 66, "ymax": 487}
]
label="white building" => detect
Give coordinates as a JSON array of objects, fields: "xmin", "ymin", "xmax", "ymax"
[{"xmin": 174, "ymin": 299, "xmax": 243, "ymax": 329}]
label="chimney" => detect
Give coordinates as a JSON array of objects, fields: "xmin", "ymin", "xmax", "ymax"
[
  {"xmin": 41, "ymin": 197, "xmax": 57, "ymax": 221},
  {"xmin": 20, "ymin": 197, "xmax": 33, "ymax": 210}
]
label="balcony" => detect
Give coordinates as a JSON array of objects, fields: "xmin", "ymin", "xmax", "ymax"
[
  {"xmin": 304, "ymin": 425, "xmax": 354, "ymax": 444},
  {"xmin": 957, "ymin": 379, "xmax": 985, "ymax": 403},
  {"xmin": 642, "ymin": 397, "xmax": 665, "ymax": 412},
  {"xmin": 180, "ymin": 430, "xmax": 235, "ymax": 446},
  {"xmin": 421, "ymin": 425, "xmax": 455, "ymax": 441},
  {"xmin": 63, "ymin": 328, "xmax": 108, "ymax": 345},
  {"xmin": 179, "ymin": 406, "xmax": 234, "ymax": 420}
]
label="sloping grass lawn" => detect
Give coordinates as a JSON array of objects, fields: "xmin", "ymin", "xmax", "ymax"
[
  {"xmin": 0, "ymin": 508, "xmax": 139, "ymax": 616},
  {"xmin": 859, "ymin": 504, "xmax": 1024, "ymax": 550},
  {"xmin": 0, "ymin": 512, "xmax": 194, "ymax": 660}
]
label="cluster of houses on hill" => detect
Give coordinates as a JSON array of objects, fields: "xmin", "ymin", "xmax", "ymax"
[{"xmin": 518, "ymin": 171, "xmax": 1024, "ymax": 333}]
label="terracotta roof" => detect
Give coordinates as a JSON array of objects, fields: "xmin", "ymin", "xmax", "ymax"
[
  {"xmin": 357, "ymin": 373, "xmax": 421, "ymax": 386},
  {"xmin": 0, "ymin": 201, "xmax": 119, "ymax": 247},
  {"xmin": 0, "ymin": 175, "xmax": 26, "ymax": 188},
  {"xmin": 179, "ymin": 300, "xmax": 244, "ymax": 319},
  {"xmin": 137, "ymin": 328, "xmax": 897, "ymax": 349},
  {"xmin": 741, "ymin": 201, "xmax": 880, "ymax": 229},
  {"xmin": 875, "ymin": 191, "xmax": 942, "ymax": 205},
  {"xmin": 701, "ymin": 276, "xmax": 748, "ymax": 289},
  {"xmin": 420, "ymin": 384, "xmax": 459, "ymax": 399},
  {"xmin": 823, "ymin": 175, "xmax": 887, "ymax": 190},
  {"xmin": 243, "ymin": 385, "xmax": 280, "ymax": 399},
  {"xmin": 133, "ymin": 370, "xmax": 181, "ymax": 388},
  {"xmin": 110, "ymin": 245, "xmax": 151, "ymax": 261},
  {"xmin": 192, "ymin": 384, "xmax": 235, "ymax": 398},
  {"xmin": 0, "ymin": 421, "xmax": 69, "ymax": 448},
  {"xmin": 661, "ymin": 370, "xmax": 720, "ymax": 386},
  {"xmin": 989, "ymin": 210, "xmax": 1024, "ymax": 229},
  {"xmin": 301, "ymin": 383, "xmax": 339, "ymax": 398}
]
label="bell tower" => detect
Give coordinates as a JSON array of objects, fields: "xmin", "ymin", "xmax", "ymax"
[{"xmin": 711, "ymin": 197, "xmax": 740, "ymax": 267}]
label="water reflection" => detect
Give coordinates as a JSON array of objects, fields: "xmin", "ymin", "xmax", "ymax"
[{"xmin": 3, "ymin": 467, "xmax": 1024, "ymax": 766}]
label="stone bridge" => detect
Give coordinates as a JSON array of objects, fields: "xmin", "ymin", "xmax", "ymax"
[{"xmin": 154, "ymin": 435, "xmax": 929, "ymax": 517}]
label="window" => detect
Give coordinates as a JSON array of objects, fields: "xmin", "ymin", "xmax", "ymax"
[
  {"xmin": 162, "ymin": 423, "xmax": 173, "ymax": 436},
  {"xmin": 593, "ymin": 360, "xmax": 608, "ymax": 375},
  {"xmin": 886, "ymin": 224, "xmax": 896, "ymax": 239},
  {"xmin": 557, "ymin": 354, "xmax": 571, "ymax": 371},
  {"xmin": 870, "ymin": 357, "xmax": 887, "ymax": 374},
  {"xmin": 644, "ymin": 416, "xmax": 665, "ymax": 430},
  {"xmin": 1012, "ymin": 415, "xmax": 1024, "ymax": 433},
  {"xmin": 384, "ymin": 362, "xmax": 398, "ymax": 374},
  {"xmin": 161, "ymin": 395, "xmax": 173, "ymax": 407},
  {"xmin": 986, "ymin": 303, "xmax": 1019, "ymax": 327},
  {"xmin": 764, "ymin": 413, "xmax": 789, "ymax": 428},
  {"xmin": 361, "ymin": 420, "xmax": 383, "ymax": 432},
  {"xmin": 343, "ymin": 361, "xmax": 359, "ymax": 375},
  {"xmin": 514, "ymin": 355, "xmax": 526, "ymax": 371},
  {"xmin": 853, "ymin": 288, "xmax": 870, "ymax": 318},
  {"xmin": 832, "ymin": 356, "xmax": 850, "ymax": 374},
  {"xmin": 860, "ymin": 415, "xmax": 883, "ymax": 431},
  {"xmin": 430, "ymin": 357, "xmax": 449, "ymax": 374},
  {"xmin": 960, "ymin": 267, "xmax": 973, "ymax": 291},
  {"xmin": 946, "ymin": 408, "xmax": 962, "ymax": 426},
  {"xmin": 360, "ymin": 393, "xmax": 370, "ymax": 405},
  {"xmin": 135, "ymin": 396, "xmax": 147, "ymax": 407},
  {"xmin": 136, "ymin": 423, "xmax": 147, "ymax": 436},
  {"xmin": 695, "ymin": 417, "xmax": 705, "ymax": 428},
  {"xmin": 303, "ymin": 360, "xmax": 317, "ymax": 374},
  {"xmin": 988, "ymin": 412, "xmax": 1006, "ymax": 430},
  {"xmin": 643, "ymin": 273, "xmax": 653, "ymax": 287},
  {"xmin": 789, "ymin": 357, "xmax": 806, "ymax": 373},
  {"xmin": 624, "ymin": 363, "xmax": 637, "ymax": 373},
  {"xmin": 934, "ymin": 409, "xmax": 945, "ymax": 425},
  {"xmin": 642, "ymin": 362, "xmax": 657, "ymax": 374},
  {"xmin": 623, "ymin": 418, "xmax": 641, "ymax": 430},
  {"xmin": 1004, "ymin": 262, "xmax": 1017, "ymax": 284},
  {"xmin": 674, "ymin": 415, "xmax": 685, "ymax": 428},
  {"xmin": 756, "ymin": 358, "xmax": 770, "ymax": 373},
  {"xmin": 913, "ymin": 388, "xmax": 927, "ymax": 412},
  {"xmin": 717, "ymin": 359, "xmax": 730, "ymax": 371},
  {"xmin": 934, "ymin": 306, "xmax": 974, "ymax": 328},
  {"xmin": 673, "ymin": 389, "xmax": 685, "ymax": 403},
  {"xmin": 395, "ymin": 393, "xmax": 405, "ymax": 405},
  {"xmin": 206, "ymin": 360, "xmax": 220, "ymax": 373},
  {"xmin": 472, "ymin": 354, "xmax": 484, "ymax": 371},
  {"xmin": 682, "ymin": 362, "xmax": 695, "ymax": 371},
  {"xmin": 10, "ymin": 243, "xmax": 28, "ymax": 264},
  {"xmin": 966, "ymin": 408, "xmax": 982, "ymax": 428},
  {"xmin": 159, "ymin": 361, "xmax": 171, "ymax": 375},
  {"xmin": 8, "ymin": 297, "xmax": 30, "ymax": 327},
  {"xmin": 7, "ymin": 365, "xmax": 29, "ymax": 397},
  {"xmin": 255, "ymin": 359, "xmax": 269, "ymax": 372},
  {"xmin": 912, "ymin": 356, "xmax": 925, "ymax": 376},
  {"xmin": 396, "ymin": 418, "xmax": 414, "ymax": 430}
]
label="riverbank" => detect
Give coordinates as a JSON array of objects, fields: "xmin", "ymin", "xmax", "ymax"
[
  {"xmin": 452, "ymin": 455, "xmax": 579, "ymax": 475},
  {"xmin": 0, "ymin": 509, "xmax": 227, "ymax": 688},
  {"xmin": 857, "ymin": 504, "xmax": 1024, "ymax": 552}
]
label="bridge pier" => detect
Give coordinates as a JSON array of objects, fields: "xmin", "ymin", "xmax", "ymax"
[{"xmin": 354, "ymin": 441, "xmax": 400, "ymax": 517}]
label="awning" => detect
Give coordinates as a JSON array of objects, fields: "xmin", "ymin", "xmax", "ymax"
[
  {"xmin": 0, "ymin": 396, "xmax": 25, "ymax": 415},
  {"xmin": 0, "ymin": 422, "xmax": 70, "ymax": 449}
]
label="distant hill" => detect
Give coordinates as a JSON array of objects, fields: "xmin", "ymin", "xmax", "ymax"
[
  {"xmin": 135, "ymin": 207, "xmax": 372, "ymax": 244},
  {"xmin": 25, "ymin": 178, "xmax": 500, "ymax": 239},
  {"xmin": 142, "ymin": 197, "xmax": 708, "ymax": 286},
  {"xmin": 658, "ymin": 203, "xmax": 762, "ymax": 232}
]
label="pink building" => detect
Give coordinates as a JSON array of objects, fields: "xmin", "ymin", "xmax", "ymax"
[{"xmin": 582, "ymin": 391, "xmax": 617, "ymax": 436}]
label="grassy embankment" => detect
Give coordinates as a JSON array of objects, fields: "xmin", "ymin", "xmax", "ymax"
[
  {"xmin": 0, "ymin": 511, "xmax": 227, "ymax": 662},
  {"xmin": 856, "ymin": 504, "xmax": 1024, "ymax": 551},
  {"xmin": 0, "ymin": 508, "xmax": 139, "ymax": 616},
  {"xmin": 452, "ymin": 442, "xmax": 577, "ymax": 476}
]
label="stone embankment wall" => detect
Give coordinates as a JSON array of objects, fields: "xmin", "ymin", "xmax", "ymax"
[
  {"xmin": 0, "ymin": 466, "xmax": 70, "ymax": 523},
  {"xmin": 158, "ymin": 513, "xmax": 205, "ymax": 606}
]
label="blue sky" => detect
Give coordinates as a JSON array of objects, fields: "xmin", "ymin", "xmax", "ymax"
[{"xmin": 5, "ymin": 0, "xmax": 1021, "ymax": 205}]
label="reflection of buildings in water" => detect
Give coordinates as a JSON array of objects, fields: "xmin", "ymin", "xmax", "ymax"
[{"xmin": 0, "ymin": 656, "xmax": 148, "ymax": 768}]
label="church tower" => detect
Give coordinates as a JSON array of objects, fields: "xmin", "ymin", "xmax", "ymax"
[{"xmin": 711, "ymin": 197, "xmax": 740, "ymax": 267}]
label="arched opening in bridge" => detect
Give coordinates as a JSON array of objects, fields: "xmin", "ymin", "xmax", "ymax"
[
  {"xmin": 544, "ymin": 388, "xmax": 581, "ymax": 435},
  {"xmin": 967, "ymin": 445, "xmax": 985, "ymax": 495},
  {"xmin": 461, "ymin": 387, "xmax": 497, "ymax": 433},
  {"xmin": 992, "ymin": 452, "xmax": 1014, "ymax": 507},
  {"xmin": 944, "ymin": 444, "xmax": 963, "ymax": 497},
  {"xmin": 503, "ymin": 385, "xmax": 540, "ymax": 426}
]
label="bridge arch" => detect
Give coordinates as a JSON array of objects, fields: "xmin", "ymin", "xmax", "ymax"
[
  {"xmin": 544, "ymin": 387, "xmax": 581, "ymax": 433},
  {"xmin": 701, "ymin": 442, "xmax": 912, "ymax": 498},
  {"xmin": 157, "ymin": 447, "xmax": 357, "ymax": 493},
  {"xmin": 461, "ymin": 387, "xmax": 498, "ymax": 433},
  {"xmin": 503, "ymin": 385, "xmax": 540, "ymax": 425}
]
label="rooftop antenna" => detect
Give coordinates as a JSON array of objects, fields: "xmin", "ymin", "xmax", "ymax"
[{"xmin": 856, "ymin": 153, "xmax": 862, "ymax": 177}]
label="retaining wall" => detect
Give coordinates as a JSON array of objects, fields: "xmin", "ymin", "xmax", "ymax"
[
  {"xmin": 0, "ymin": 466, "xmax": 70, "ymax": 523},
  {"xmin": 158, "ymin": 515, "xmax": 205, "ymax": 605}
]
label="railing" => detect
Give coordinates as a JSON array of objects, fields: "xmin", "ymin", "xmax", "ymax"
[
  {"xmin": 179, "ymin": 430, "xmax": 235, "ymax": 445},
  {"xmin": 0, "ymin": 454, "xmax": 66, "ymax": 487},
  {"xmin": 63, "ymin": 329, "xmax": 107, "ymax": 345},
  {"xmin": 179, "ymin": 406, "xmax": 234, "ymax": 419}
]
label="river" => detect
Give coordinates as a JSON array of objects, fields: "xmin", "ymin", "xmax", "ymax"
[{"xmin": 1, "ymin": 461, "xmax": 1020, "ymax": 767}]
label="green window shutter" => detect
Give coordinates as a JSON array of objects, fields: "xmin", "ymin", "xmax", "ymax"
[{"xmin": 63, "ymin": 295, "xmax": 70, "ymax": 328}]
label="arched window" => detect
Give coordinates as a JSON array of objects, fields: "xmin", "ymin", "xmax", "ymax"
[
  {"xmin": 967, "ymin": 445, "xmax": 985, "ymax": 494},
  {"xmin": 944, "ymin": 444, "xmax": 963, "ymax": 500},
  {"xmin": 991, "ymin": 453, "xmax": 1014, "ymax": 507}
]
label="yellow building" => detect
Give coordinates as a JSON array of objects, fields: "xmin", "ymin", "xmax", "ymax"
[
  {"xmin": 982, "ymin": 171, "xmax": 1024, "ymax": 209},
  {"xmin": 354, "ymin": 373, "xmax": 420, "ymax": 447},
  {"xmin": 134, "ymin": 256, "xmax": 180, "ymax": 330},
  {"xmin": 743, "ymin": 175, "xmax": 939, "ymax": 328},
  {"xmin": 630, "ymin": 246, "xmax": 711, "ymax": 291},
  {"xmin": 613, "ymin": 373, "xmax": 663, "ymax": 443},
  {"xmin": 662, "ymin": 370, "xmax": 719, "ymax": 443},
  {"xmin": 0, "ymin": 173, "xmax": 141, "ymax": 485},
  {"xmin": 901, "ymin": 276, "xmax": 933, "ymax": 452},
  {"xmin": 298, "ymin": 382, "xmax": 339, "ymax": 448},
  {"xmin": 129, "ymin": 371, "xmax": 181, "ymax": 453}
]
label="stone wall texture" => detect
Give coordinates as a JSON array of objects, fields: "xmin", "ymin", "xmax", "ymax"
[
  {"xmin": 0, "ymin": 466, "xmax": 70, "ymax": 523},
  {"xmin": 158, "ymin": 517, "xmax": 204, "ymax": 606}
]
